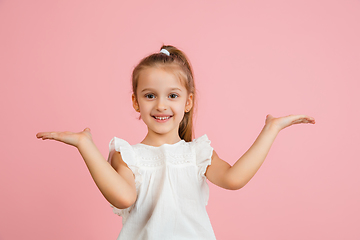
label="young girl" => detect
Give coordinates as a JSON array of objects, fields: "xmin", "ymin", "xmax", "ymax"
[{"xmin": 36, "ymin": 45, "xmax": 315, "ymax": 239}]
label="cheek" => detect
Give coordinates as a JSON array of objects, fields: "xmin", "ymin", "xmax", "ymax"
[
  {"xmin": 174, "ymin": 103, "xmax": 187, "ymax": 116},
  {"xmin": 138, "ymin": 101, "xmax": 151, "ymax": 114}
]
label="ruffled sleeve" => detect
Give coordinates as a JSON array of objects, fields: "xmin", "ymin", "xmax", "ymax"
[
  {"xmin": 108, "ymin": 137, "xmax": 136, "ymax": 169},
  {"xmin": 107, "ymin": 137, "xmax": 142, "ymax": 222},
  {"xmin": 193, "ymin": 134, "xmax": 213, "ymax": 178},
  {"xmin": 193, "ymin": 134, "xmax": 213, "ymax": 206}
]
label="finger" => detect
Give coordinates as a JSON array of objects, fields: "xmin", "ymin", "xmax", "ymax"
[
  {"xmin": 36, "ymin": 131, "xmax": 59, "ymax": 140},
  {"xmin": 299, "ymin": 115, "xmax": 315, "ymax": 124},
  {"xmin": 36, "ymin": 132, "xmax": 50, "ymax": 139},
  {"xmin": 291, "ymin": 115, "xmax": 315, "ymax": 125}
]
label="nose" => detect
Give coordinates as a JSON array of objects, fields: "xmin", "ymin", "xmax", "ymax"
[{"xmin": 156, "ymin": 97, "xmax": 167, "ymax": 111}]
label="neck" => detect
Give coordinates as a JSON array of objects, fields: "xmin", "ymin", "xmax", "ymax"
[{"xmin": 141, "ymin": 130, "xmax": 181, "ymax": 147}]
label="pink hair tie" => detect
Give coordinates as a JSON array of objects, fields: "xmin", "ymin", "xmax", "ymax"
[{"xmin": 160, "ymin": 49, "xmax": 170, "ymax": 56}]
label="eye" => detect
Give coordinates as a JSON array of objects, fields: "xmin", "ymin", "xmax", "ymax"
[
  {"xmin": 169, "ymin": 93, "xmax": 179, "ymax": 99},
  {"xmin": 145, "ymin": 93, "xmax": 155, "ymax": 99}
]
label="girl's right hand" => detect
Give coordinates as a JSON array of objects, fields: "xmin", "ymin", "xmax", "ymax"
[{"xmin": 36, "ymin": 128, "xmax": 93, "ymax": 148}]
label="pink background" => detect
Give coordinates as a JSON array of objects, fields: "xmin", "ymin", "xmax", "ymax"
[{"xmin": 1, "ymin": 0, "xmax": 359, "ymax": 239}]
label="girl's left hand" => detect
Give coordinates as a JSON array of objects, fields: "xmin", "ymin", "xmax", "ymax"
[{"xmin": 265, "ymin": 114, "xmax": 315, "ymax": 132}]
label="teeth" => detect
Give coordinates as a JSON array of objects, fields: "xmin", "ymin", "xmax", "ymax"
[{"xmin": 155, "ymin": 116, "xmax": 170, "ymax": 120}]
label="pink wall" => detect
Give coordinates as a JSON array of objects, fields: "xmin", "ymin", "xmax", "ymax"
[{"xmin": 1, "ymin": 0, "xmax": 359, "ymax": 239}]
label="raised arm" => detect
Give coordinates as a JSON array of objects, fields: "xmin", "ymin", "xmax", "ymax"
[
  {"xmin": 36, "ymin": 128, "xmax": 136, "ymax": 208},
  {"xmin": 205, "ymin": 114, "xmax": 315, "ymax": 190}
]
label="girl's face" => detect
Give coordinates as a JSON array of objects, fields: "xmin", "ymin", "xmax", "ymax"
[{"xmin": 133, "ymin": 67, "xmax": 193, "ymax": 141}]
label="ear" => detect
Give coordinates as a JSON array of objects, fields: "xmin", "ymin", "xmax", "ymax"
[
  {"xmin": 185, "ymin": 93, "xmax": 193, "ymax": 112},
  {"xmin": 132, "ymin": 94, "xmax": 140, "ymax": 112}
]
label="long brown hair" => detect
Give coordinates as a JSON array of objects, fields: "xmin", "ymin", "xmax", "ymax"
[{"xmin": 132, "ymin": 45, "xmax": 196, "ymax": 142}]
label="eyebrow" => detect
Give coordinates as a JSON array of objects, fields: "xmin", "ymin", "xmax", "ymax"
[{"xmin": 141, "ymin": 88, "xmax": 183, "ymax": 93}]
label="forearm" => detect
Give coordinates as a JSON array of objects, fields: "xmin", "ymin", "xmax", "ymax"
[
  {"xmin": 207, "ymin": 114, "xmax": 314, "ymax": 190},
  {"xmin": 77, "ymin": 138, "xmax": 136, "ymax": 208},
  {"xmin": 227, "ymin": 124, "xmax": 279, "ymax": 189}
]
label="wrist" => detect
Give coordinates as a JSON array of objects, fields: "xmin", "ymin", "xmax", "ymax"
[
  {"xmin": 77, "ymin": 134, "xmax": 94, "ymax": 150},
  {"xmin": 263, "ymin": 121, "xmax": 281, "ymax": 135}
]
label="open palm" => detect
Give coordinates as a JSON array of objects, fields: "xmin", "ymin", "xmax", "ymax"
[
  {"xmin": 36, "ymin": 128, "xmax": 92, "ymax": 147},
  {"xmin": 265, "ymin": 114, "xmax": 315, "ymax": 132}
]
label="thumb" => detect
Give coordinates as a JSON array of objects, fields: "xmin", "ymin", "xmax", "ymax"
[
  {"xmin": 265, "ymin": 114, "xmax": 275, "ymax": 125},
  {"xmin": 266, "ymin": 114, "xmax": 274, "ymax": 120},
  {"xmin": 83, "ymin": 127, "xmax": 91, "ymax": 132}
]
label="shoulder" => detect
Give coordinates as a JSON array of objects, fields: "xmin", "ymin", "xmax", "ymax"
[
  {"xmin": 189, "ymin": 134, "xmax": 212, "ymax": 152},
  {"xmin": 108, "ymin": 137, "xmax": 136, "ymax": 172},
  {"xmin": 190, "ymin": 134, "xmax": 212, "ymax": 153},
  {"xmin": 192, "ymin": 134, "xmax": 210, "ymax": 144},
  {"xmin": 109, "ymin": 142, "xmax": 136, "ymax": 183},
  {"xmin": 109, "ymin": 137, "xmax": 133, "ymax": 152},
  {"xmin": 189, "ymin": 135, "xmax": 214, "ymax": 176}
]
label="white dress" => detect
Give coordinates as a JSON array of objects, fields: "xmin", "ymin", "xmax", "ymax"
[{"xmin": 107, "ymin": 135, "xmax": 217, "ymax": 240}]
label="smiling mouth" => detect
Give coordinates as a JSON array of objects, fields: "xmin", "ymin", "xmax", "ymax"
[{"xmin": 153, "ymin": 116, "xmax": 172, "ymax": 120}]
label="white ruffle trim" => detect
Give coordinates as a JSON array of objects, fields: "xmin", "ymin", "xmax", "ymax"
[
  {"xmin": 193, "ymin": 134, "xmax": 213, "ymax": 205},
  {"xmin": 193, "ymin": 134, "xmax": 213, "ymax": 178},
  {"xmin": 108, "ymin": 137, "xmax": 143, "ymax": 223}
]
